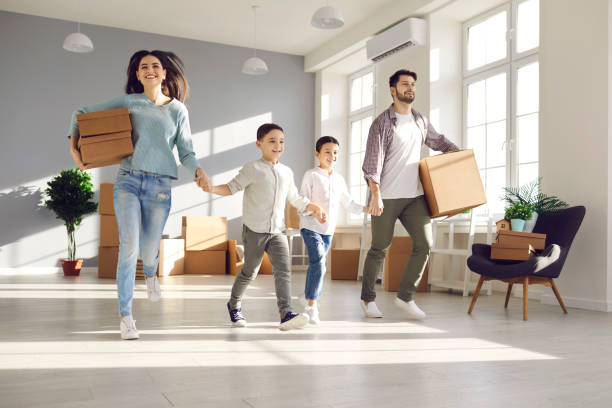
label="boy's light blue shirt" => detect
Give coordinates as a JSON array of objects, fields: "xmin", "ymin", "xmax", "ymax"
[{"xmin": 68, "ymin": 93, "xmax": 200, "ymax": 179}]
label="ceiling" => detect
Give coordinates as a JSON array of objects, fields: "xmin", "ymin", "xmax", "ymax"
[{"xmin": 0, "ymin": 0, "xmax": 398, "ymax": 56}]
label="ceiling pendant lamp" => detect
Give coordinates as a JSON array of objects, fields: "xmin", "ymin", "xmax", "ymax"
[
  {"xmin": 63, "ymin": 22, "xmax": 94, "ymax": 53},
  {"xmin": 311, "ymin": 2, "xmax": 345, "ymax": 29},
  {"xmin": 242, "ymin": 5, "xmax": 268, "ymax": 75}
]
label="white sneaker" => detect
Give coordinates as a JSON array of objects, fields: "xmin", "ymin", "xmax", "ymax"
[
  {"xmin": 120, "ymin": 315, "xmax": 139, "ymax": 340},
  {"xmin": 395, "ymin": 298, "xmax": 426, "ymax": 319},
  {"xmin": 145, "ymin": 275, "xmax": 161, "ymax": 302},
  {"xmin": 304, "ymin": 304, "xmax": 320, "ymax": 325},
  {"xmin": 279, "ymin": 312, "xmax": 309, "ymax": 331},
  {"xmin": 360, "ymin": 300, "xmax": 383, "ymax": 318}
]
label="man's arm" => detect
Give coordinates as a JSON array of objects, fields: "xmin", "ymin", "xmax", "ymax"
[
  {"xmin": 367, "ymin": 179, "xmax": 384, "ymax": 216},
  {"xmin": 423, "ymin": 118, "xmax": 459, "ymax": 153}
]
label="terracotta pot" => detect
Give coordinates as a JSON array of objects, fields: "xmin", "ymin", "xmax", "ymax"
[{"xmin": 62, "ymin": 259, "xmax": 83, "ymax": 276}]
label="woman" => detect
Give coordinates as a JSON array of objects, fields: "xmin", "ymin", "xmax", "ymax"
[{"xmin": 68, "ymin": 50, "xmax": 211, "ymax": 340}]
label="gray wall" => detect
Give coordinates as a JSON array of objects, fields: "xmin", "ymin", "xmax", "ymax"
[{"xmin": 0, "ymin": 11, "xmax": 314, "ymax": 268}]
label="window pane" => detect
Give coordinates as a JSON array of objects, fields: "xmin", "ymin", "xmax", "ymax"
[
  {"xmin": 485, "ymin": 11, "xmax": 507, "ymax": 64},
  {"xmin": 349, "ymin": 153, "xmax": 362, "ymax": 186},
  {"xmin": 361, "ymin": 73, "xmax": 373, "ymax": 108},
  {"xmin": 486, "ymin": 73, "xmax": 506, "ymax": 122},
  {"xmin": 468, "ymin": 21, "xmax": 486, "ymax": 70},
  {"xmin": 467, "ymin": 125, "xmax": 486, "ymax": 169},
  {"xmin": 519, "ymin": 163, "xmax": 538, "ymax": 187},
  {"xmin": 517, "ymin": 62, "xmax": 539, "ymax": 115},
  {"xmin": 467, "ymin": 80, "xmax": 485, "ymax": 127},
  {"xmin": 361, "ymin": 116, "xmax": 372, "ymax": 151},
  {"xmin": 351, "ymin": 77, "xmax": 362, "ymax": 111},
  {"xmin": 486, "ymin": 166, "xmax": 506, "ymax": 214},
  {"xmin": 350, "ymin": 121, "xmax": 361, "ymax": 154},
  {"xmin": 486, "ymin": 121, "xmax": 506, "ymax": 168},
  {"xmin": 517, "ymin": 0, "xmax": 539, "ymax": 53},
  {"xmin": 518, "ymin": 113, "xmax": 538, "ymax": 164}
]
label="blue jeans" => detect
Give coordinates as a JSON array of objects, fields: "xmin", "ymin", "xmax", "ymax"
[
  {"xmin": 113, "ymin": 169, "xmax": 172, "ymax": 317},
  {"xmin": 300, "ymin": 228, "xmax": 332, "ymax": 301}
]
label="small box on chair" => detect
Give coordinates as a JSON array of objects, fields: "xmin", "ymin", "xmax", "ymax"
[{"xmin": 490, "ymin": 243, "xmax": 535, "ymax": 261}]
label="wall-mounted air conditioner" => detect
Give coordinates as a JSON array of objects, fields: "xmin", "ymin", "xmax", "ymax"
[{"xmin": 366, "ymin": 17, "xmax": 427, "ymax": 62}]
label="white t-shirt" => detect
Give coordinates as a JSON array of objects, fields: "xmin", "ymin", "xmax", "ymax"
[{"xmin": 379, "ymin": 112, "xmax": 424, "ymax": 199}]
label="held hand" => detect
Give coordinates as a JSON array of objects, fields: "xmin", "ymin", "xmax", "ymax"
[
  {"xmin": 367, "ymin": 193, "xmax": 384, "ymax": 216},
  {"xmin": 70, "ymin": 147, "xmax": 93, "ymax": 170},
  {"xmin": 194, "ymin": 168, "xmax": 212, "ymax": 192},
  {"xmin": 312, "ymin": 205, "xmax": 327, "ymax": 224}
]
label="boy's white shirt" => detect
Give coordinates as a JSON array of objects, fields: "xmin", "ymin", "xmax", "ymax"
[
  {"xmin": 299, "ymin": 167, "xmax": 363, "ymax": 236},
  {"xmin": 227, "ymin": 158, "xmax": 310, "ymax": 234}
]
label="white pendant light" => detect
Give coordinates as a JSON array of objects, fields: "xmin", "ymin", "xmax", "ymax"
[
  {"xmin": 63, "ymin": 22, "xmax": 94, "ymax": 53},
  {"xmin": 242, "ymin": 5, "xmax": 268, "ymax": 75},
  {"xmin": 311, "ymin": 2, "xmax": 345, "ymax": 29}
]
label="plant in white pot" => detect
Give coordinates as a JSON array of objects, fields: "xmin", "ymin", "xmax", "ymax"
[
  {"xmin": 504, "ymin": 202, "xmax": 534, "ymax": 232},
  {"xmin": 43, "ymin": 168, "xmax": 98, "ymax": 276}
]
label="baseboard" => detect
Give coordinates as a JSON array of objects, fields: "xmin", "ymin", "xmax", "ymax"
[
  {"xmin": 0, "ymin": 266, "xmax": 97, "ymax": 276},
  {"xmin": 540, "ymin": 294, "xmax": 612, "ymax": 312}
]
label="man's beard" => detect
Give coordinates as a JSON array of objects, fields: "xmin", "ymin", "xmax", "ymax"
[{"xmin": 396, "ymin": 91, "xmax": 414, "ymax": 104}]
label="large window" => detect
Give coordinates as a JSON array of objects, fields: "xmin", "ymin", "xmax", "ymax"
[
  {"xmin": 348, "ymin": 69, "xmax": 374, "ymax": 222},
  {"xmin": 463, "ymin": 0, "xmax": 539, "ymax": 215}
]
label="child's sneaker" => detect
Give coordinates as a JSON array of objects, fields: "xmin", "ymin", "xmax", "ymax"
[
  {"xmin": 120, "ymin": 315, "xmax": 139, "ymax": 340},
  {"xmin": 145, "ymin": 275, "xmax": 161, "ymax": 302},
  {"xmin": 227, "ymin": 302, "xmax": 247, "ymax": 327},
  {"xmin": 304, "ymin": 304, "xmax": 320, "ymax": 325},
  {"xmin": 360, "ymin": 300, "xmax": 384, "ymax": 318},
  {"xmin": 279, "ymin": 312, "xmax": 309, "ymax": 331}
]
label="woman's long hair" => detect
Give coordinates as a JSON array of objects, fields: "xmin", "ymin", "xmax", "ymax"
[{"xmin": 125, "ymin": 50, "xmax": 189, "ymax": 102}]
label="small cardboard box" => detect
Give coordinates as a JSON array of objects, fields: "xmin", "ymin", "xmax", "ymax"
[
  {"xmin": 99, "ymin": 183, "xmax": 115, "ymax": 215},
  {"xmin": 419, "ymin": 150, "xmax": 487, "ymax": 218},
  {"xmin": 77, "ymin": 107, "xmax": 132, "ymax": 137},
  {"xmin": 159, "ymin": 238, "xmax": 185, "ymax": 276},
  {"xmin": 184, "ymin": 250, "xmax": 226, "ymax": 275},
  {"xmin": 490, "ymin": 243, "xmax": 535, "ymax": 261},
  {"xmin": 78, "ymin": 132, "xmax": 133, "ymax": 167},
  {"xmin": 100, "ymin": 214, "xmax": 119, "ymax": 247},
  {"xmin": 330, "ymin": 249, "xmax": 360, "ymax": 280},
  {"xmin": 98, "ymin": 246, "xmax": 118, "ymax": 279},
  {"xmin": 228, "ymin": 250, "xmax": 272, "ymax": 276},
  {"xmin": 182, "ymin": 216, "xmax": 228, "ymax": 251},
  {"xmin": 497, "ymin": 230, "xmax": 546, "ymax": 250},
  {"xmin": 384, "ymin": 236, "xmax": 429, "ymax": 293}
]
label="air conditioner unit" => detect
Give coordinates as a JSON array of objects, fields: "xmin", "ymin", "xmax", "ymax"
[{"xmin": 366, "ymin": 17, "xmax": 427, "ymax": 62}]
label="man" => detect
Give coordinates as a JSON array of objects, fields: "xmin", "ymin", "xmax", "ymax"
[{"xmin": 360, "ymin": 69, "xmax": 459, "ymax": 319}]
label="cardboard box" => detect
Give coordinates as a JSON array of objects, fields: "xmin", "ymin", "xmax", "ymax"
[
  {"xmin": 330, "ymin": 249, "xmax": 360, "ymax": 280},
  {"xmin": 99, "ymin": 183, "xmax": 115, "ymax": 215},
  {"xmin": 419, "ymin": 150, "xmax": 487, "ymax": 218},
  {"xmin": 497, "ymin": 230, "xmax": 546, "ymax": 250},
  {"xmin": 285, "ymin": 203, "xmax": 300, "ymax": 230},
  {"xmin": 228, "ymin": 240, "xmax": 245, "ymax": 276},
  {"xmin": 184, "ymin": 250, "xmax": 226, "ymax": 274},
  {"xmin": 98, "ymin": 246, "xmax": 118, "ymax": 279},
  {"xmin": 100, "ymin": 214, "xmax": 119, "ymax": 246},
  {"xmin": 228, "ymin": 250, "xmax": 272, "ymax": 276},
  {"xmin": 490, "ymin": 243, "xmax": 535, "ymax": 261},
  {"xmin": 159, "ymin": 238, "xmax": 185, "ymax": 277},
  {"xmin": 78, "ymin": 132, "xmax": 133, "ymax": 167},
  {"xmin": 182, "ymin": 216, "xmax": 228, "ymax": 251},
  {"xmin": 77, "ymin": 108, "xmax": 132, "ymax": 137},
  {"xmin": 384, "ymin": 236, "xmax": 429, "ymax": 293}
]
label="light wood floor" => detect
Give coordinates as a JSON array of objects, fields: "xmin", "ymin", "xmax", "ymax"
[{"xmin": 1, "ymin": 270, "xmax": 611, "ymax": 408}]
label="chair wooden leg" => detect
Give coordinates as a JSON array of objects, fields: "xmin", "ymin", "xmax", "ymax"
[
  {"xmin": 522, "ymin": 277, "xmax": 529, "ymax": 321},
  {"xmin": 550, "ymin": 279, "xmax": 568, "ymax": 314},
  {"xmin": 504, "ymin": 283, "xmax": 513, "ymax": 308},
  {"xmin": 468, "ymin": 276, "xmax": 485, "ymax": 314}
]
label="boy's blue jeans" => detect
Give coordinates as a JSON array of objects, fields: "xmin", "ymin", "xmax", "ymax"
[
  {"xmin": 300, "ymin": 228, "xmax": 332, "ymax": 301},
  {"xmin": 113, "ymin": 169, "xmax": 171, "ymax": 317}
]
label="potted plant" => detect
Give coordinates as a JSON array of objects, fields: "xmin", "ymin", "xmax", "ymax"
[
  {"xmin": 501, "ymin": 178, "xmax": 568, "ymax": 232},
  {"xmin": 504, "ymin": 202, "xmax": 534, "ymax": 232},
  {"xmin": 44, "ymin": 168, "xmax": 98, "ymax": 276}
]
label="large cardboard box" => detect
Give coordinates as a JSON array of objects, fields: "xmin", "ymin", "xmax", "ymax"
[
  {"xmin": 77, "ymin": 107, "xmax": 132, "ymax": 136},
  {"xmin": 100, "ymin": 214, "xmax": 119, "ymax": 246},
  {"xmin": 98, "ymin": 246, "xmax": 118, "ymax": 279},
  {"xmin": 227, "ymin": 251, "xmax": 272, "ymax": 276},
  {"xmin": 99, "ymin": 183, "xmax": 115, "ymax": 215},
  {"xmin": 419, "ymin": 150, "xmax": 487, "ymax": 218},
  {"xmin": 330, "ymin": 249, "xmax": 360, "ymax": 280},
  {"xmin": 384, "ymin": 236, "xmax": 429, "ymax": 293},
  {"xmin": 182, "ymin": 216, "xmax": 228, "ymax": 251},
  {"xmin": 490, "ymin": 243, "xmax": 535, "ymax": 261},
  {"xmin": 184, "ymin": 250, "xmax": 226, "ymax": 274},
  {"xmin": 497, "ymin": 230, "xmax": 546, "ymax": 250},
  {"xmin": 159, "ymin": 239, "xmax": 185, "ymax": 276}
]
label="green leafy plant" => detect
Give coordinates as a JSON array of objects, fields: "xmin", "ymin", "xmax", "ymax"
[
  {"xmin": 505, "ymin": 202, "xmax": 534, "ymax": 221},
  {"xmin": 44, "ymin": 169, "xmax": 98, "ymax": 260},
  {"xmin": 501, "ymin": 178, "xmax": 568, "ymax": 214}
]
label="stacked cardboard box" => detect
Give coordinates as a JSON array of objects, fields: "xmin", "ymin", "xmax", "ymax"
[
  {"xmin": 159, "ymin": 238, "xmax": 185, "ymax": 276},
  {"xmin": 490, "ymin": 230, "xmax": 546, "ymax": 261},
  {"xmin": 384, "ymin": 236, "xmax": 429, "ymax": 293},
  {"xmin": 76, "ymin": 108, "xmax": 133, "ymax": 168},
  {"xmin": 182, "ymin": 216, "xmax": 228, "ymax": 275}
]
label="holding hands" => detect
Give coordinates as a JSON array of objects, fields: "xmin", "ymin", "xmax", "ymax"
[
  {"xmin": 194, "ymin": 168, "xmax": 212, "ymax": 192},
  {"xmin": 306, "ymin": 202, "xmax": 327, "ymax": 224}
]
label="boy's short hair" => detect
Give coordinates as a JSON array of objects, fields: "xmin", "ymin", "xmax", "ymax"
[
  {"xmin": 257, "ymin": 123, "xmax": 284, "ymax": 141},
  {"xmin": 389, "ymin": 69, "xmax": 417, "ymax": 88},
  {"xmin": 316, "ymin": 136, "xmax": 339, "ymax": 152}
]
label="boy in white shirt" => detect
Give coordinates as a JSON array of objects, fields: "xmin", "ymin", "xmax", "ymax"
[
  {"xmin": 203, "ymin": 123, "xmax": 327, "ymax": 330},
  {"xmin": 299, "ymin": 136, "xmax": 366, "ymax": 324}
]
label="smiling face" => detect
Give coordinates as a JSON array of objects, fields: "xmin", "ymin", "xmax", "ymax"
[
  {"xmin": 136, "ymin": 54, "xmax": 166, "ymax": 90},
  {"xmin": 256, "ymin": 129, "xmax": 285, "ymax": 163},
  {"xmin": 315, "ymin": 142, "xmax": 339, "ymax": 172},
  {"xmin": 391, "ymin": 74, "xmax": 416, "ymax": 104}
]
